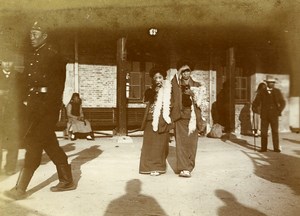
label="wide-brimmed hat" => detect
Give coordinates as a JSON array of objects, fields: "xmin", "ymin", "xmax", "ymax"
[{"xmin": 264, "ymin": 75, "xmax": 277, "ymax": 83}]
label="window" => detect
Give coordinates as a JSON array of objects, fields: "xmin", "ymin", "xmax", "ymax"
[
  {"xmin": 126, "ymin": 61, "xmax": 154, "ymax": 102},
  {"xmin": 235, "ymin": 76, "xmax": 248, "ymax": 103}
]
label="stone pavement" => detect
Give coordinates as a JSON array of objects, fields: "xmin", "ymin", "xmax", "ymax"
[{"xmin": 0, "ymin": 132, "xmax": 300, "ymax": 216}]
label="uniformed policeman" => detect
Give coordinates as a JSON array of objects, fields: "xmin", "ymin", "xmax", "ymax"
[{"xmin": 5, "ymin": 21, "xmax": 75, "ymax": 200}]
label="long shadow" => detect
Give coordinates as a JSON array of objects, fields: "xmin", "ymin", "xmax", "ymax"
[
  {"xmin": 215, "ymin": 189, "xmax": 267, "ymax": 216},
  {"xmin": 242, "ymin": 150, "xmax": 300, "ymax": 195},
  {"xmin": 103, "ymin": 179, "xmax": 167, "ymax": 216},
  {"xmin": 167, "ymin": 146, "xmax": 178, "ymax": 174},
  {"xmin": 0, "ymin": 197, "xmax": 48, "ymax": 216},
  {"xmin": 221, "ymin": 133, "xmax": 257, "ymax": 151},
  {"xmin": 27, "ymin": 145, "xmax": 102, "ymax": 196},
  {"xmin": 282, "ymin": 138, "xmax": 300, "ymax": 144},
  {"xmin": 0, "ymin": 143, "xmax": 76, "ymax": 183},
  {"xmin": 294, "ymin": 150, "xmax": 300, "ymax": 156}
]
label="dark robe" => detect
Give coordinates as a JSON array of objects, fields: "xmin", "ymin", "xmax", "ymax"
[
  {"xmin": 170, "ymin": 75, "xmax": 201, "ymax": 172},
  {"xmin": 139, "ymin": 88, "xmax": 170, "ymax": 174}
]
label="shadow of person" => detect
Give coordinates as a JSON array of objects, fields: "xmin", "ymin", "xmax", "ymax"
[
  {"xmin": 215, "ymin": 189, "xmax": 267, "ymax": 216},
  {"xmin": 69, "ymin": 145, "xmax": 102, "ymax": 187},
  {"xmin": 0, "ymin": 143, "xmax": 76, "ymax": 183},
  {"xmin": 282, "ymin": 138, "xmax": 300, "ymax": 144},
  {"xmin": 167, "ymin": 145, "xmax": 178, "ymax": 174},
  {"xmin": 221, "ymin": 133, "xmax": 256, "ymax": 151},
  {"xmin": 104, "ymin": 179, "xmax": 167, "ymax": 216},
  {"xmin": 242, "ymin": 150, "xmax": 300, "ymax": 195},
  {"xmin": 26, "ymin": 145, "xmax": 102, "ymax": 196},
  {"xmin": 0, "ymin": 197, "xmax": 48, "ymax": 216}
]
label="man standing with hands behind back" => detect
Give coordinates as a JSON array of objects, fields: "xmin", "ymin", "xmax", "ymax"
[
  {"xmin": 5, "ymin": 20, "xmax": 75, "ymax": 200},
  {"xmin": 252, "ymin": 75, "xmax": 285, "ymax": 153}
]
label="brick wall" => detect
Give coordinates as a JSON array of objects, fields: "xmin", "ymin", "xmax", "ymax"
[
  {"xmin": 63, "ymin": 63, "xmax": 117, "ymax": 107},
  {"xmin": 191, "ymin": 70, "xmax": 217, "ymax": 126}
]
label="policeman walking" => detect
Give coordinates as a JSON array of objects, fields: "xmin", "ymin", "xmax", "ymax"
[{"xmin": 5, "ymin": 21, "xmax": 75, "ymax": 200}]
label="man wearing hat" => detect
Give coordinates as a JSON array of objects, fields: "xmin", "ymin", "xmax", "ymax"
[
  {"xmin": 5, "ymin": 21, "xmax": 75, "ymax": 200},
  {"xmin": 0, "ymin": 55, "xmax": 23, "ymax": 175},
  {"xmin": 252, "ymin": 75, "xmax": 286, "ymax": 152}
]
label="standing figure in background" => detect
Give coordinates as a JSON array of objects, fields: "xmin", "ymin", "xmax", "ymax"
[
  {"xmin": 252, "ymin": 75, "xmax": 285, "ymax": 152},
  {"xmin": 216, "ymin": 81, "xmax": 230, "ymax": 132},
  {"xmin": 251, "ymin": 82, "xmax": 267, "ymax": 137},
  {"xmin": 0, "ymin": 57, "xmax": 23, "ymax": 175},
  {"xmin": 170, "ymin": 60, "xmax": 204, "ymax": 178},
  {"xmin": 66, "ymin": 93, "xmax": 94, "ymax": 141},
  {"xmin": 139, "ymin": 66, "xmax": 172, "ymax": 176},
  {"xmin": 5, "ymin": 21, "xmax": 75, "ymax": 200}
]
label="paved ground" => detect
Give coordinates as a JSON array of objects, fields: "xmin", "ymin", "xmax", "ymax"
[{"xmin": 0, "ymin": 132, "xmax": 300, "ymax": 216}]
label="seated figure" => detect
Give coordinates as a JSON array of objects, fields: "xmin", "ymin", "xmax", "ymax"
[{"xmin": 66, "ymin": 93, "xmax": 94, "ymax": 140}]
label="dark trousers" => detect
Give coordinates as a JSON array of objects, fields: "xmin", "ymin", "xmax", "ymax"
[
  {"xmin": 260, "ymin": 114, "xmax": 279, "ymax": 151},
  {"xmin": 0, "ymin": 122, "xmax": 20, "ymax": 172},
  {"xmin": 175, "ymin": 108, "xmax": 198, "ymax": 172},
  {"xmin": 24, "ymin": 110, "xmax": 68, "ymax": 171},
  {"xmin": 1, "ymin": 146, "xmax": 19, "ymax": 171}
]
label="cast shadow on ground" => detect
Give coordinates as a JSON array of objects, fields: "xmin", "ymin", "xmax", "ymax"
[
  {"xmin": 215, "ymin": 189, "xmax": 267, "ymax": 216},
  {"xmin": 221, "ymin": 134, "xmax": 258, "ymax": 151},
  {"xmin": 167, "ymin": 146, "xmax": 178, "ymax": 174},
  {"xmin": 0, "ymin": 197, "xmax": 48, "ymax": 216},
  {"xmin": 0, "ymin": 143, "xmax": 76, "ymax": 183},
  {"xmin": 294, "ymin": 150, "xmax": 300, "ymax": 156},
  {"xmin": 242, "ymin": 150, "xmax": 300, "ymax": 196},
  {"xmin": 103, "ymin": 179, "xmax": 167, "ymax": 216},
  {"xmin": 282, "ymin": 138, "xmax": 300, "ymax": 144},
  {"xmin": 26, "ymin": 145, "xmax": 102, "ymax": 196}
]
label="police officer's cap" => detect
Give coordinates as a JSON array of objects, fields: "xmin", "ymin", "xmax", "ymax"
[{"xmin": 31, "ymin": 21, "xmax": 48, "ymax": 32}]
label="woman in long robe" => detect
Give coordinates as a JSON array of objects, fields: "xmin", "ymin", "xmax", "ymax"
[
  {"xmin": 139, "ymin": 66, "xmax": 172, "ymax": 176},
  {"xmin": 170, "ymin": 60, "xmax": 205, "ymax": 178}
]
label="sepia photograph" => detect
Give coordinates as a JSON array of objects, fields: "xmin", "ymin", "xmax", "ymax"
[{"xmin": 0, "ymin": 0, "xmax": 300, "ymax": 215}]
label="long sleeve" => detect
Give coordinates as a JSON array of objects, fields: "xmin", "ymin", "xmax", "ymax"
[
  {"xmin": 252, "ymin": 91, "xmax": 262, "ymax": 114},
  {"xmin": 275, "ymin": 89, "xmax": 286, "ymax": 115},
  {"xmin": 66, "ymin": 104, "xmax": 77, "ymax": 119}
]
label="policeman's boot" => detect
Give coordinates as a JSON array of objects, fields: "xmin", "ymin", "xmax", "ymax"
[
  {"xmin": 50, "ymin": 164, "xmax": 76, "ymax": 192},
  {"xmin": 4, "ymin": 168, "xmax": 34, "ymax": 200}
]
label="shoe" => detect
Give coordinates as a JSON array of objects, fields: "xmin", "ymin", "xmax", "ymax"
[
  {"xmin": 179, "ymin": 170, "xmax": 191, "ymax": 178},
  {"xmin": 150, "ymin": 171, "xmax": 160, "ymax": 176},
  {"xmin": 50, "ymin": 164, "xmax": 76, "ymax": 192},
  {"xmin": 258, "ymin": 149, "xmax": 267, "ymax": 152},
  {"xmin": 70, "ymin": 134, "xmax": 76, "ymax": 141},
  {"xmin": 4, "ymin": 168, "xmax": 34, "ymax": 200},
  {"xmin": 4, "ymin": 187, "xmax": 27, "ymax": 200},
  {"xmin": 86, "ymin": 135, "xmax": 94, "ymax": 140},
  {"xmin": 274, "ymin": 149, "xmax": 281, "ymax": 153}
]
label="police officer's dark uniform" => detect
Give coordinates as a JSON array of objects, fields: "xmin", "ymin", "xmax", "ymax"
[
  {"xmin": 0, "ymin": 58, "xmax": 23, "ymax": 175},
  {"xmin": 5, "ymin": 22, "xmax": 75, "ymax": 200}
]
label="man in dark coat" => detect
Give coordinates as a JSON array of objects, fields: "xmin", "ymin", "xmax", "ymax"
[
  {"xmin": 252, "ymin": 75, "xmax": 286, "ymax": 152},
  {"xmin": 5, "ymin": 21, "xmax": 75, "ymax": 200},
  {"xmin": 0, "ymin": 57, "xmax": 23, "ymax": 175}
]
